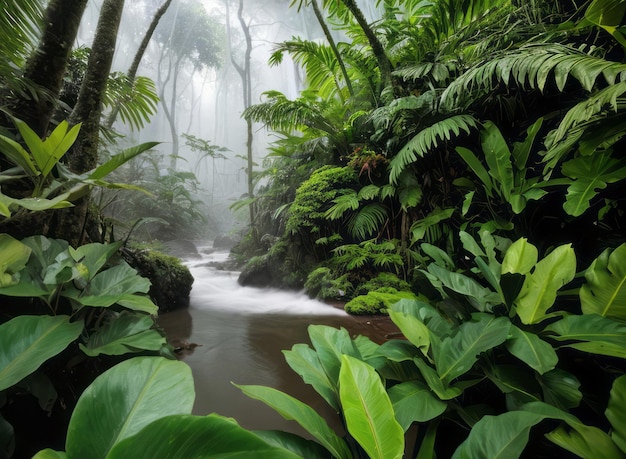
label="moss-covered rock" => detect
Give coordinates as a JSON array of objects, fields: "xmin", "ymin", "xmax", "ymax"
[
  {"xmin": 123, "ymin": 247, "xmax": 194, "ymax": 312},
  {"xmin": 345, "ymin": 288, "xmax": 417, "ymax": 315}
]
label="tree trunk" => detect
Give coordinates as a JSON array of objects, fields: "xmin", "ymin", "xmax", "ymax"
[
  {"xmin": 9, "ymin": 0, "xmax": 88, "ymax": 137},
  {"xmin": 105, "ymin": 0, "xmax": 173, "ymax": 129},
  {"xmin": 54, "ymin": 0, "xmax": 126, "ymax": 246},
  {"xmin": 340, "ymin": 0, "xmax": 396, "ymax": 98}
]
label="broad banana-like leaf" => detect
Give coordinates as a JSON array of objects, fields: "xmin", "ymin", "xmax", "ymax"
[
  {"xmin": 452, "ymin": 410, "xmax": 544, "ymax": 459},
  {"xmin": 339, "ymin": 355, "xmax": 404, "ymax": 459},
  {"xmin": 481, "ymin": 121, "xmax": 514, "ymax": 201},
  {"xmin": 308, "ymin": 325, "xmax": 361, "ymax": 385},
  {"xmin": 456, "ymin": 146, "xmax": 494, "ymax": 197},
  {"xmin": 606, "ymin": 375, "xmax": 626, "ymax": 453},
  {"xmin": 0, "ymin": 315, "xmax": 83, "ymax": 391},
  {"xmin": 79, "ymin": 312, "xmax": 165, "ymax": 357},
  {"xmin": 501, "ymin": 238, "xmax": 538, "ymax": 275},
  {"xmin": 235, "ymin": 384, "xmax": 351, "ymax": 459},
  {"xmin": 586, "ymin": 0, "xmax": 626, "ymax": 49},
  {"xmin": 107, "ymin": 414, "xmax": 302, "ymax": 459},
  {"xmin": 515, "ymin": 244, "xmax": 576, "ymax": 324},
  {"xmin": 413, "ymin": 358, "xmax": 462, "ymax": 400},
  {"xmin": 69, "ymin": 241, "xmax": 122, "ymax": 281},
  {"xmin": 283, "ymin": 343, "xmax": 339, "ymax": 411},
  {"xmin": 433, "ymin": 313, "xmax": 511, "ymax": 384},
  {"xmin": 505, "ymin": 325, "xmax": 558, "ymax": 374},
  {"xmin": 66, "ymin": 357, "xmax": 194, "ymax": 459},
  {"xmin": 0, "ymin": 134, "xmax": 38, "ymax": 176},
  {"xmin": 538, "ymin": 368, "xmax": 582, "ymax": 410},
  {"xmin": 0, "ymin": 233, "xmax": 30, "ymax": 287},
  {"xmin": 88, "ymin": 142, "xmax": 160, "ymax": 180},
  {"xmin": 545, "ymin": 314, "xmax": 626, "ymax": 358},
  {"xmin": 388, "ymin": 381, "xmax": 447, "ymax": 431},
  {"xmin": 580, "ymin": 243, "xmax": 626, "ymax": 320},
  {"xmin": 388, "ymin": 306, "xmax": 430, "ymax": 354},
  {"xmin": 253, "ymin": 429, "xmax": 330, "ymax": 459}
]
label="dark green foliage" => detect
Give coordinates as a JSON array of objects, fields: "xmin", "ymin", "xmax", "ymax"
[
  {"xmin": 304, "ymin": 267, "xmax": 352, "ymax": 300},
  {"xmin": 345, "ymin": 288, "xmax": 417, "ymax": 315}
]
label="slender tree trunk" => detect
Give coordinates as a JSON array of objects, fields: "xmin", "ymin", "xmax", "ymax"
[
  {"xmin": 310, "ymin": 0, "xmax": 354, "ymax": 99},
  {"xmin": 10, "ymin": 0, "xmax": 88, "ymax": 137},
  {"xmin": 55, "ymin": 0, "xmax": 126, "ymax": 246},
  {"xmin": 105, "ymin": 0, "xmax": 173, "ymax": 129}
]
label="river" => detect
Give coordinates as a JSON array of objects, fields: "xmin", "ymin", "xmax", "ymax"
[{"xmin": 157, "ymin": 243, "xmax": 397, "ymax": 437}]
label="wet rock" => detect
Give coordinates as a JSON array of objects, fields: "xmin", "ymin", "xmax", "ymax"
[
  {"xmin": 213, "ymin": 234, "xmax": 238, "ymax": 249},
  {"xmin": 237, "ymin": 256, "xmax": 273, "ymax": 287},
  {"xmin": 162, "ymin": 239, "xmax": 201, "ymax": 259}
]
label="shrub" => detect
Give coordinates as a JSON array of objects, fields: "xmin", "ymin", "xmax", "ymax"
[{"xmin": 345, "ymin": 288, "xmax": 417, "ymax": 314}]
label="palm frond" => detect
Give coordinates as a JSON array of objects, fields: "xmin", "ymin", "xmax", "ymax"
[
  {"xmin": 389, "ymin": 114, "xmax": 479, "ymax": 183},
  {"xmin": 104, "ymin": 74, "xmax": 159, "ymax": 131},
  {"xmin": 441, "ymin": 44, "xmax": 626, "ymax": 110},
  {"xmin": 348, "ymin": 202, "xmax": 388, "ymax": 240}
]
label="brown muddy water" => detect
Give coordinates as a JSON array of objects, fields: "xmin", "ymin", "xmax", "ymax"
[{"xmin": 157, "ymin": 245, "xmax": 398, "ymax": 438}]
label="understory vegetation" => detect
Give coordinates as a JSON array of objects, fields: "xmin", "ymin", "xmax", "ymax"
[{"xmin": 1, "ymin": 0, "xmax": 626, "ymax": 458}]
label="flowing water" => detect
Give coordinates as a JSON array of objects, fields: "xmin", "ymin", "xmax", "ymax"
[{"xmin": 157, "ymin": 243, "xmax": 397, "ymax": 437}]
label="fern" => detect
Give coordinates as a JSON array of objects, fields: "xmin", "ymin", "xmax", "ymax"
[
  {"xmin": 441, "ymin": 44, "xmax": 626, "ymax": 109},
  {"xmin": 358, "ymin": 184, "xmax": 381, "ymax": 201},
  {"xmin": 348, "ymin": 203, "xmax": 388, "ymax": 240},
  {"xmin": 324, "ymin": 190, "xmax": 359, "ymax": 220},
  {"xmin": 389, "ymin": 114, "xmax": 479, "ymax": 183}
]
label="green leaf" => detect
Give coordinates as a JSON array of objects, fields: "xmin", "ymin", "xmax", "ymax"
[
  {"xmin": 512, "ymin": 118, "xmax": 543, "ymax": 170},
  {"xmin": 0, "ymin": 315, "xmax": 83, "ymax": 391},
  {"xmin": 0, "ymin": 134, "xmax": 38, "ymax": 176},
  {"xmin": 339, "ymin": 355, "xmax": 404, "ymax": 459},
  {"xmin": 538, "ymin": 368, "xmax": 582, "ymax": 410},
  {"xmin": 388, "ymin": 381, "xmax": 447, "ymax": 431},
  {"xmin": 546, "ymin": 314, "xmax": 626, "ymax": 358},
  {"xmin": 505, "ymin": 326, "xmax": 558, "ymax": 375},
  {"xmin": 388, "ymin": 307, "xmax": 430, "ymax": 354},
  {"xmin": 40, "ymin": 121, "xmax": 81, "ymax": 178},
  {"xmin": 79, "ymin": 313, "xmax": 165, "ymax": 357},
  {"xmin": 308, "ymin": 325, "xmax": 360, "ymax": 386},
  {"xmin": 235, "ymin": 384, "xmax": 351, "ymax": 459},
  {"xmin": 606, "ymin": 375, "xmax": 626, "ymax": 453},
  {"xmin": 66, "ymin": 357, "xmax": 194, "ymax": 459},
  {"xmin": 456, "ymin": 146, "xmax": 494, "ymax": 197},
  {"xmin": 253, "ymin": 429, "xmax": 330, "ymax": 459},
  {"xmin": 561, "ymin": 151, "xmax": 626, "ymax": 217},
  {"xmin": 515, "ymin": 244, "xmax": 576, "ymax": 324},
  {"xmin": 32, "ymin": 449, "xmax": 67, "ymax": 459},
  {"xmin": 107, "ymin": 414, "xmax": 301, "ymax": 459},
  {"xmin": 14, "ymin": 117, "xmax": 47, "ymax": 175},
  {"xmin": 89, "ymin": 142, "xmax": 159, "ymax": 180},
  {"xmin": 501, "ymin": 238, "xmax": 538, "ymax": 275},
  {"xmin": 283, "ymin": 344, "xmax": 339, "ymax": 411},
  {"xmin": 69, "ymin": 241, "xmax": 122, "ymax": 281},
  {"xmin": 0, "ymin": 234, "xmax": 31, "ymax": 287},
  {"xmin": 580, "ymin": 243, "xmax": 626, "ymax": 320},
  {"xmin": 481, "ymin": 121, "xmax": 514, "ymax": 201},
  {"xmin": 413, "ymin": 358, "xmax": 463, "ymax": 400},
  {"xmin": 452, "ymin": 410, "xmax": 544, "ymax": 459},
  {"xmin": 427, "ymin": 264, "xmax": 501, "ymax": 312},
  {"xmin": 434, "ymin": 313, "xmax": 511, "ymax": 384}
]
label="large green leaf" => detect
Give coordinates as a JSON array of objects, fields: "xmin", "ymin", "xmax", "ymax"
[
  {"xmin": 413, "ymin": 357, "xmax": 463, "ymax": 400},
  {"xmin": 339, "ymin": 355, "xmax": 404, "ymax": 459},
  {"xmin": 545, "ymin": 314, "xmax": 626, "ymax": 358},
  {"xmin": 388, "ymin": 306, "xmax": 430, "ymax": 354},
  {"xmin": 452, "ymin": 410, "xmax": 544, "ymax": 459},
  {"xmin": 456, "ymin": 146, "xmax": 494, "ymax": 197},
  {"xmin": 235, "ymin": 384, "xmax": 351, "ymax": 459},
  {"xmin": 283, "ymin": 343, "xmax": 339, "ymax": 411},
  {"xmin": 0, "ymin": 233, "xmax": 31, "ymax": 287},
  {"xmin": 79, "ymin": 313, "xmax": 165, "ymax": 357},
  {"xmin": 308, "ymin": 325, "xmax": 360, "ymax": 386},
  {"xmin": 537, "ymin": 368, "xmax": 582, "ymax": 410},
  {"xmin": 501, "ymin": 238, "xmax": 537, "ymax": 275},
  {"xmin": 580, "ymin": 243, "xmax": 626, "ymax": 320},
  {"xmin": 88, "ymin": 142, "xmax": 160, "ymax": 180},
  {"xmin": 606, "ymin": 375, "xmax": 626, "ymax": 453},
  {"xmin": 66, "ymin": 357, "xmax": 194, "ymax": 459},
  {"xmin": 481, "ymin": 121, "xmax": 514, "ymax": 201},
  {"xmin": 0, "ymin": 315, "xmax": 83, "ymax": 391},
  {"xmin": 388, "ymin": 381, "xmax": 447, "ymax": 431},
  {"xmin": 561, "ymin": 151, "xmax": 626, "ymax": 217},
  {"xmin": 107, "ymin": 414, "xmax": 301, "ymax": 459},
  {"xmin": 515, "ymin": 244, "xmax": 576, "ymax": 324},
  {"xmin": 433, "ymin": 313, "xmax": 511, "ymax": 384},
  {"xmin": 32, "ymin": 449, "xmax": 67, "ymax": 459},
  {"xmin": 505, "ymin": 325, "xmax": 558, "ymax": 375},
  {"xmin": 253, "ymin": 429, "xmax": 330, "ymax": 459},
  {"xmin": 69, "ymin": 241, "xmax": 122, "ymax": 281}
]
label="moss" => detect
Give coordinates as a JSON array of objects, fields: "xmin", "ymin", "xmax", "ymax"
[
  {"xmin": 304, "ymin": 267, "xmax": 352, "ymax": 300},
  {"xmin": 354, "ymin": 272, "xmax": 412, "ymax": 297},
  {"xmin": 345, "ymin": 288, "xmax": 417, "ymax": 315}
]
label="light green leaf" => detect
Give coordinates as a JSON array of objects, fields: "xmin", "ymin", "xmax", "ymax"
[
  {"xmin": 89, "ymin": 142, "xmax": 159, "ymax": 180},
  {"xmin": 236, "ymin": 384, "xmax": 351, "ymax": 459},
  {"xmin": 0, "ymin": 234, "xmax": 31, "ymax": 287},
  {"xmin": 32, "ymin": 449, "xmax": 67, "ymax": 459},
  {"xmin": 283, "ymin": 343, "xmax": 339, "ymax": 411},
  {"xmin": 456, "ymin": 146, "xmax": 494, "ymax": 197},
  {"xmin": 41, "ymin": 121, "xmax": 81, "ymax": 178},
  {"xmin": 66, "ymin": 357, "xmax": 194, "ymax": 459},
  {"xmin": 506, "ymin": 326, "xmax": 558, "ymax": 374},
  {"xmin": 545, "ymin": 314, "xmax": 626, "ymax": 358},
  {"xmin": 388, "ymin": 308, "xmax": 430, "ymax": 354},
  {"xmin": 452, "ymin": 410, "xmax": 544, "ymax": 459},
  {"xmin": 388, "ymin": 381, "xmax": 447, "ymax": 431},
  {"xmin": 501, "ymin": 238, "xmax": 538, "ymax": 275},
  {"xmin": 0, "ymin": 315, "xmax": 83, "ymax": 391},
  {"xmin": 434, "ymin": 313, "xmax": 511, "ymax": 384},
  {"xmin": 252, "ymin": 429, "xmax": 330, "ymax": 459},
  {"xmin": 606, "ymin": 375, "xmax": 626, "ymax": 453},
  {"xmin": 107, "ymin": 414, "xmax": 301, "ymax": 459},
  {"xmin": 0, "ymin": 134, "xmax": 38, "ymax": 176},
  {"xmin": 308, "ymin": 325, "xmax": 360, "ymax": 386},
  {"xmin": 69, "ymin": 241, "xmax": 122, "ymax": 281},
  {"xmin": 580, "ymin": 243, "xmax": 626, "ymax": 320},
  {"xmin": 79, "ymin": 313, "xmax": 165, "ymax": 357},
  {"xmin": 481, "ymin": 121, "xmax": 514, "ymax": 200},
  {"xmin": 413, "ymin": 358, "xmax": 462, "ymax": 400},
  {"xmin": 515, "ymin": 244, "xmax": 576, "ymax": 324},
  {"xmin": 339, "ymin": 355, "xmax": 404, "ymax": 459}
]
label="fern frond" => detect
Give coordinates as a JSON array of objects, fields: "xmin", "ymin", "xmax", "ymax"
[
  {"xmin": 358, "ymin": 184, "xmax": 381, "ymax": 201},
  {"xmin": 389, "ymin": 114, "xmax": 479, "ymax": 183},
  {"xmin": 324, "ymin": 190, "xmax": 359, "ymax": 220},
  {"xmin": 348, "ymin": 203, "xmax": 388, "ymax": 240},
  {"xmin": 441, "ymin": 44, "xmax": 626, "ymax": 109}
]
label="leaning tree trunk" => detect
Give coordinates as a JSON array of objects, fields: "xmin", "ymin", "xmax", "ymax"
[
  {"xmin": 105, "ymin": 0, "xmax": 173, "ymax": 129},
  {"xmin": 8, "ymin": 0, "xmax": 88, "ymax": 137},
  {"xmin": 53, "ymin": 0, "xmax": 126, "ymax": 246}
]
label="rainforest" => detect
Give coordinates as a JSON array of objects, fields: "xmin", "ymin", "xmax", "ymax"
[{"xmin": 1, "ymin": 0, "xmax": 626, "ymax": 458}]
